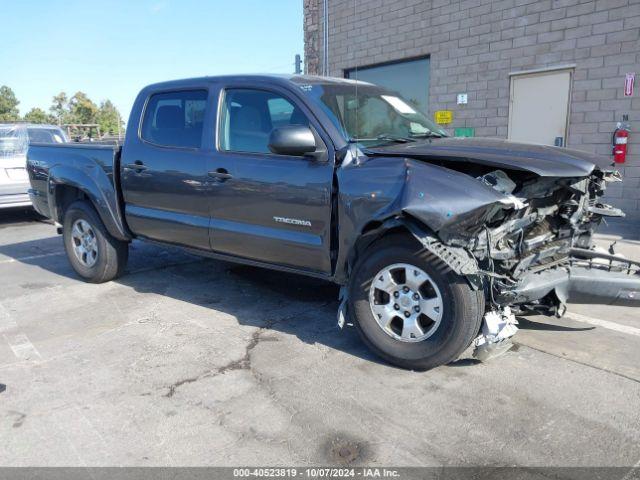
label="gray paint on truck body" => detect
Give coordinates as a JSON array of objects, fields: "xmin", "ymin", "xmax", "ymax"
[{"xmin": 25, "ymin": 74, "xmax": 640, "ymax": 311}]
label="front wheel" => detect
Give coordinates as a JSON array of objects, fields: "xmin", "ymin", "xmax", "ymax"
[
  {"xmin": 348, "ymin": 234, "xmax": 484, "ymax": 370},
  {"xmin": 63, "ymin": 200, "xmax": 129, "ymax": 283}
]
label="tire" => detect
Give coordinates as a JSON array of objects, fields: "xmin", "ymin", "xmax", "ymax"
[
  {"xmin": 62, "ymin": 200, "xmax": 129, "ymax": 283},
  {"xmin": 348, "ymin": 234, "xmax": 484, "ymax": 371}
]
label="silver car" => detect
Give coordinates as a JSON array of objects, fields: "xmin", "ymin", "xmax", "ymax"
[{"xmin": 0, "ymin": 123, "xmax": 68, "ymax": 209}]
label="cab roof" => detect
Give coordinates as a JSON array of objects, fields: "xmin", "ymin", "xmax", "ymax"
[{"xmin": 143, "ymin": 74, "xmax": 374, "ymax": 90}]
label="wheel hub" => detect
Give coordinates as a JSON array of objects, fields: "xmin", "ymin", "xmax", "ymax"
[
  {"xmin": 369, "ymin": 263, "xmax": 444, "ymax": 343},
  {"xmin": 70, "ymin": 219, "xmax": 98, "ymax": 268}
]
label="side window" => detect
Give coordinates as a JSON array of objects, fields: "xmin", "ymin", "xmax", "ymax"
[
  {"xmin": 141, "ymin": 90, "xmax": 207, "ymax": 148},
  {"xmin": 219, "ymin": 89, "xmax": 309, "ymax": 154}
]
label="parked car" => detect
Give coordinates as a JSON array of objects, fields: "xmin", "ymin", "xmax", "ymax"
[
  {"xmin": 26, "ymin": 75, "xmax": 640, "ymax": 370},
  {"xmin": 1, "ymin": 123, "xmax": 68, "ymax": 209}
]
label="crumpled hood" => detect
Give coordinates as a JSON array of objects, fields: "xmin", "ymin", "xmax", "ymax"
[{"xmin": 366, "ymin": 137, "xmax": 601, "ymax": 177}]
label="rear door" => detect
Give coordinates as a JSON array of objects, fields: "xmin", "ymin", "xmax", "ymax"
[
  {"xmin": 207, "ymin": 84, "xmax": 335, "ymax": 274},
  {"xmin": 120, "ymin": 88, "xmax": 212, "ymax": 250}
]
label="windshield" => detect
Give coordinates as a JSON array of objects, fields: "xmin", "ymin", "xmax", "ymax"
[
  {"xmin": 0, "ymin": 125, "xmax": 28, "ymax": 157},
  {"xmin": 298, "ymin": 82, "xmax": 448, "ymax": 148}
]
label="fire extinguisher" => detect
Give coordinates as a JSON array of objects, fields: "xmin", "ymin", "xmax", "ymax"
[{"xmin": 612, "ymin": 117, "xmax": 631, "ymax": 164}]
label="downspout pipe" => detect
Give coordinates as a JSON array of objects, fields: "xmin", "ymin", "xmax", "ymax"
[{"xmin": 323, "ymin": 0, "xmax": 329, "ymax": 76}]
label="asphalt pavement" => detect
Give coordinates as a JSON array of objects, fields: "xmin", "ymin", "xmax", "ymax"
[{"xmin": 0, "ymin": 210, "xmax": 639, "ymax": 468}]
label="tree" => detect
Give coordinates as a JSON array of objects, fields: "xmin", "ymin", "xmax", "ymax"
[
  {"xmin": 24, "ymin": 107, "xmax": 55, "ymax": 124},
  {"xmin": 97, "ymin": 100, "xmax": 123, "ymax": 136},
  {"xmin": 50, "ymin": 92, "xmax": 69, "ymax": 124},
  {"xmin": 68, "ymin": 91, "xmax": 98, "ymax": 125},
  {"xmin": 0, "ymin": 85, "xmax": 20, "ymax": 122}
]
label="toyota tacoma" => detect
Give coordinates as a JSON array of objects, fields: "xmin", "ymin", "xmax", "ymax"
[{"xmin": 27, "ymin": 75, "xmax": 640, "ymax": 370}]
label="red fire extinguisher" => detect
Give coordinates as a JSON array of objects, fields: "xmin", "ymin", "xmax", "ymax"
[{"xmin": 612, "ymin": 118, "xmax": 631, "ymax": 164}]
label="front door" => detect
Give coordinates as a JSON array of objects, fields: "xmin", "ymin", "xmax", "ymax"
[
  {"xmin": 120, "ymin": 89, "xmax": 211, "ymax": 250},
  {"xmin": 207, "ymin": 86, "xmax": 334, "ymax": 274},
  {"xmin": 508, "ymin": 69, "xmax": 572, "ymax": 146}
]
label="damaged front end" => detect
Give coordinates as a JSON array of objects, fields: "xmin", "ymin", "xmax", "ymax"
[
  {"xmin": 337, "ymin": 150, "xmax": 639, "ymax": 357},
  {"xmin": 451, "ymin": 168, "xmax": 639, "ymax": 316},
  {"xmin": 407, "ymin": 165, "xmax": 639, "ymax": 358}
]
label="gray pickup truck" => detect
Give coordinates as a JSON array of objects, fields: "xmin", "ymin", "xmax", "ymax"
[{"xmin": 27, "ymin": 75, "xmax": 640, "ymax": 370}]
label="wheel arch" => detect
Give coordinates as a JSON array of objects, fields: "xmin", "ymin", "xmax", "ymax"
[
  {"xmin": 340, "ymin": 215, "xmax": 430, "ymax": 284},
  {"xmin": 339, "ymin": 214, "xmax": 481, "ymax": 288},
  {"xmin": 47, "ymin": 165, "xmax": 130, "ymax": 241}
]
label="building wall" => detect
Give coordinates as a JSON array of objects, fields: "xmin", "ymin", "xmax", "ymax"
[{"xmin": 303, "ymin": 0, "xmax": 640, "ymax": 220}]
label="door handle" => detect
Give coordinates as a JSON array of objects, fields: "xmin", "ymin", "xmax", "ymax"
[
  {"xmin": 208, "ymin": 168, "xmax": 233, "ymax": 182},
  {"xmin": 124, "ymin": 161, "xmax": 147, "ymax": 172}
]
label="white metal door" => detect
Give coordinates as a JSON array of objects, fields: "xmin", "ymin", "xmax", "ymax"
[{"xmin": 508, "ymin": 70, "xmax": 572, "ymax": 146}]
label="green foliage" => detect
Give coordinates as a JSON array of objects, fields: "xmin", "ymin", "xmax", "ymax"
[
  {"xmin": 48, "ymin": 91, "xmax": 124, "ymax": 136},
  {"xmin": 50, "ymin": 92, "xmax": 69, "ymax": 124},
  {"xmin": 97, "ymin": 100, "xmax": 123, "ymax": 135},
  {"xmin": 68, "ymin": 92, "xmax": 99, "ymax": 125},
  {"xmin": 24, "ymin": 107, "xmax": 55, "ymax": 124},
  {"xmin": 0, "ymin": 86, "xmax": 124, "ymax": 136},
  {"xmin": 0, "ymin": 85, "xmax": 20, "ymax": 122}
]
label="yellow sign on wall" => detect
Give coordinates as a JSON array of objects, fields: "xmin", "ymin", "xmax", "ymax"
[{"xmin": 434, "ymin": 110, "xmax": 453, "ymax": 124}]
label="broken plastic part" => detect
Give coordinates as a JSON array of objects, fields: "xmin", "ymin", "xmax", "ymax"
[
  {"xmin": 337, "ymin": 286, "xmax": 350, "ymax": 329},
  {"xmin": 477, "ymin": 170, "xmax": 517, "ymax": 194},
  {"xmin": 473, "ymin": 306, "xmax": 519, "ymax": 362}
]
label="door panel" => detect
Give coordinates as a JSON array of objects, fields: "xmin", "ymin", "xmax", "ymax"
[
  {"xmin": 208, "ymin": 87, "xmax": 334, "ymax": 274},
  {"xmin": 208, "ymin": 153, "xmax": 333, "ymax": 273},
  {"xmin": 121, "ymin": 89, "xmax": 211, "ymax": 249},
  {"xmin": 508, "ymin": 70, "xmax": 572, "ymax": 146},
  {"xmin": 122, "ymin": 148, "xmax": 211, "ymax": 249}
]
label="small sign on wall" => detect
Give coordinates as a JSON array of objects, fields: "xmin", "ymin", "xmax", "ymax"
[
  {"xmin": 454, "ymin": 127, "xmax": 475, "ymax": 137},
  {"xmin": 625, "ymin": 73, "xmax": 635, "ymax": 97},
  {"xmin": 435, "ymin": 110, "xmax": 453, "ymax": 124}
]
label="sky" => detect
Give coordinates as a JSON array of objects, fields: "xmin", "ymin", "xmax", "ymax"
[{"xmin": 1, "ymin": 0, "xmax": 303, "ymax": 123}]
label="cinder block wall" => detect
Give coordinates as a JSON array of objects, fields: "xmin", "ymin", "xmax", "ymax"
[{"xmin": 304, "ymin": 0, "xmax": 640, "ymax": 220}]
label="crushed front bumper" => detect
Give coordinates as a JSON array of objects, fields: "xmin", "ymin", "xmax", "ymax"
[{"xmin": 496, "ymin": 247, "xmax": 640, "ymax": 311}]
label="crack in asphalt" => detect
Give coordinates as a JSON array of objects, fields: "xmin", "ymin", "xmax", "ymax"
[
  {"xmin": 163, "ymin": 328, "xmax": 261, "ymax": 399},
  {"xmin": 163, "ymin": 303, "xmax": 331, "ymax": 398}
]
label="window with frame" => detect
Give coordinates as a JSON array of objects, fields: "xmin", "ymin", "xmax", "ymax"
[
  {"xmin": 141, "ymin": 90, "xmax": 207, "ymax": 148},
  {"xmin": 219, "ymin": 89, "xmax": 309, "ymax": 154}
]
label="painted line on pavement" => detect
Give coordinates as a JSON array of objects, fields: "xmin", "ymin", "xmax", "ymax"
[
  {"xmin": 0, "ymin": 300, "xmax": 41, "ymax": 361},
  {"xmin": 0, "ymin": 252, "xmax": 65, "ymax": 265},
  {"xmin": 0, "ymin": 303, "xmax": 18, "ymax": 332},
  {"xmin": 565, "ymin": 311, "xmax": 640, "ymax": 338},
  {"xmin": 3, "ymin": 333, "xmax": 41, "ymax": 361}
]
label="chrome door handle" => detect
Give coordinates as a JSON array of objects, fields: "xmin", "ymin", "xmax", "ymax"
[
  {"xmin": 208, "ymin": 169, "xmax": 233, "ymax": 181},
  {"xmin": 124, "ymin": 161, "xmax": 147, "ymax": 172}
]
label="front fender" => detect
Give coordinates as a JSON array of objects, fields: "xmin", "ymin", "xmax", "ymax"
[
  {"xmin": 334, "ymin": 157, "xmax": 517, "ymax": 283},
  {"xmin": 48, "ymin": 164, "xmax": 129, "ymax": 241}
]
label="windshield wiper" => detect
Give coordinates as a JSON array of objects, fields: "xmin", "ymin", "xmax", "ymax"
[
  {"xmin": 348, "ymin": 134, "xmax": 415, "ymax": 144},
  {"xmin": 409, "ymin": 131, "xmax": 445, "ymax": 139},
  {"xmin": 377, "ymin": 134, "xmax": 416, "ymax": 143}
]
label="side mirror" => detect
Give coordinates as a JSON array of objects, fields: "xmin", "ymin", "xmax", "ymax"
[{"xmin": 268, "ymin": 125, "xmax": 317, "ymax": 157}]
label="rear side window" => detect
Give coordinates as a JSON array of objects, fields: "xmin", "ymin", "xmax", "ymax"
[{"xmin": 141, "ymin": 90, "xmax": 207, "ymax": 148}]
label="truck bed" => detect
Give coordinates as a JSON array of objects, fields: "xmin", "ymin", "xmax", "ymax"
[{"xmin": 27, "ymin": 142, "xmax": 126, "ymax": 239}]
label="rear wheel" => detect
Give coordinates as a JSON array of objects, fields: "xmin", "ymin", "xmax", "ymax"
[
  {"xmin": 63, "ymin": 200, "xmax": 128, "ymax": 283},
  {"xmin": 348, "ymin": 234, "xmax": 483, "ymax": 370}
]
